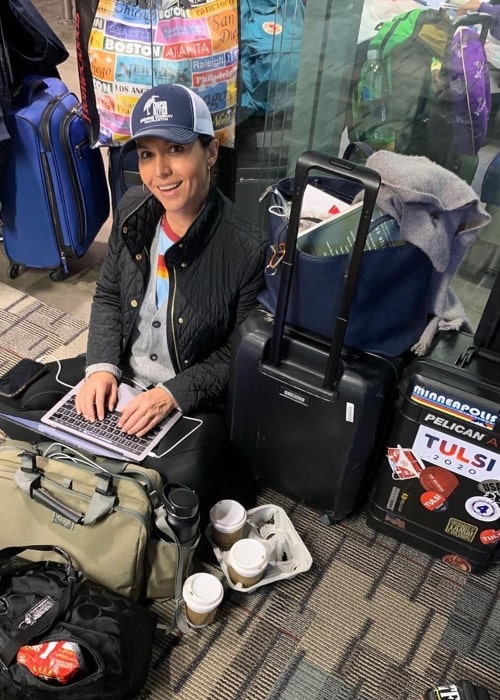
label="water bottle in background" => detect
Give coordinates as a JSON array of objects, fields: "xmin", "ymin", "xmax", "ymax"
[
  {"xmin": 421, "ymin": 680, "xmax": 491, "ymax": 700},
  {"xmin": 162, "ymin": 483, "xmax": 200, "ymax": 546},
  {"xmin": 359, "ymin": 48, "xmax": 395, "ymax": 152}
]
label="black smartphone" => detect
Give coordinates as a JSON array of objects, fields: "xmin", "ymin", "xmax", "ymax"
[{"xmin": 0, "ymin": 358, "xmax": 47, "ymax": 398}]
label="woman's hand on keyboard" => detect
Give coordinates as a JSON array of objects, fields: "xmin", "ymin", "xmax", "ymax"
[
  {"xmin": 75, "ymin": 372, "xmax": 119, "ymax": 421},
  {"xmin": 117, "ymin": 387, "xmax": 178, "ymax": 437}
]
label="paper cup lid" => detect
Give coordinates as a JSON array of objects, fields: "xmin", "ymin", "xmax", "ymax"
[
  {"xmin": 229, "ymin": 538, "xmax": 268, "ymax": 576},
  {"xmin": 182, "ymin": 573, "xmax": 224, "ymax": 613},
  {"xmin": 210, "ymin": 499, "xmax": 247, "ymax": 533}
]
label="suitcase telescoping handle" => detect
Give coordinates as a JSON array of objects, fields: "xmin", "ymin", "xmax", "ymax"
[
  {"xmin": 269, "ymin": 150, "xmax": 381, "ymax": 392},
  {"xmin": 453, "ymin": 13, "xmax": 495, "ymax": 44}
]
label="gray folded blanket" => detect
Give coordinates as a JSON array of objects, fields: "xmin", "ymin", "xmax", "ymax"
[{"xmin": 365, "ymin": 151, "xmax": 491, "ymax": 354}]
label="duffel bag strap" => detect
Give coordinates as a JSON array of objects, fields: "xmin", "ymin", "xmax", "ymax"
[{"xmin": 0, "ymin": 544, "xmax": 78, "ymax": 668}]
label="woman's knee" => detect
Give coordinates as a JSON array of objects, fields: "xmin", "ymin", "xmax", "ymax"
[{"xmin": 143, "ymin": 412, "xmax": 229, "ymax": 496}]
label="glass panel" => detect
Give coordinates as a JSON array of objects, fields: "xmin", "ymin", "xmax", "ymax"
[{"xmin": 235, "ymin": 0, "xmax": 500, "ymax": 342}]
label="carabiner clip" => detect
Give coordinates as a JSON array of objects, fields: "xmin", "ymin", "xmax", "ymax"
[{"xmin": 265, "ymin": 242, "xmax": 286, "ymax": 276}]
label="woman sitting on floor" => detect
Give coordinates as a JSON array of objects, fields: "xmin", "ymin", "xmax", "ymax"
[{"xmin": 0, "ymin": 83, "xmax": 267, "ymax": 509}]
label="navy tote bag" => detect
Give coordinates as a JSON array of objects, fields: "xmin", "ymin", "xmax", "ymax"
[{"xmin": 257, "ymin": 174, "xmax": 433, "ymax": 358}]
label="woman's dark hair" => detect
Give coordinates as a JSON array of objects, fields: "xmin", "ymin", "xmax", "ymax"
[
  {"xmin": 199, "ymin": 134, "xmax": 215, "ymax": 148},
  {"xmin": 198, "ymin": 134, "xmax": 218, "ymax": 179}
]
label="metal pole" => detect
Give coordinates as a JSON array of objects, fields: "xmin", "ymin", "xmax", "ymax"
[{"xmin": 58, "ymin": 0, "xmax": 75, "ymax": 24}]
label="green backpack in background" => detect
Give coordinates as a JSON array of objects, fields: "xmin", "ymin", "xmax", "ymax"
[
  {"xmin": 348, "ymin": 7, "xmax": 490, "ymax": 180},
  {"xmin": 350, "ymin": 8, "xmax": 452, "ymax": 155}
]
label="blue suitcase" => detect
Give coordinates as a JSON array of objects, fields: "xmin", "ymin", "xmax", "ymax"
[{"xmin": 0, "ymin": 76, "xmax": 109, "ymax": 280}]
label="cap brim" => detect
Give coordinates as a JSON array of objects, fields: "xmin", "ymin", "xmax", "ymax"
[{"xmin": 122, "ymin": 126, "xmax": 200, "ymax": 155}]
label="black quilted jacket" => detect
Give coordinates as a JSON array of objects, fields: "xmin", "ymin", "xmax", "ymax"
[{"xmin": 86, "ymin": 184, "xmax": 267, "ymax": 414}]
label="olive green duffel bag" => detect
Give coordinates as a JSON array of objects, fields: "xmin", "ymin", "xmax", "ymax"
[{"xmin": 0, "ymin": 440, "xmax": 199, "ymax": 602}]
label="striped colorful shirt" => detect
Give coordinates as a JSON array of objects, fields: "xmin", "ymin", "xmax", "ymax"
[{"xmin": 156, "ymin": 215, "xmax": 181, "ymax": 309}]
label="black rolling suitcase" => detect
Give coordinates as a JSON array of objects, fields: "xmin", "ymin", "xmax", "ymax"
[
  {"xmin": 366, "ymin": 270, "xmax": 500, "ymax": 573},
  {"xmin": 227, "ymin": 151, "xmax": 402, "ymax": 524},
  {"xmin": 0, "ymin": 75, "xmax": 109, "ymax": 280}
]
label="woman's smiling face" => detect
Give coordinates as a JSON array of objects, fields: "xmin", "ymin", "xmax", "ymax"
[{"xmin": 136, "ymin": 135, "xmax": 219, "ymax": 231}]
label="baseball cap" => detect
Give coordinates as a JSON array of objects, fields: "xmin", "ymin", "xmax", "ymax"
[{"xmin": 123, "ymin": 83, "xmax": 214, "ymax": 152}]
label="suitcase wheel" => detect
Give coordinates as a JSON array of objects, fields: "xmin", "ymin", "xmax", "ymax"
[
  {"xmin": 6, "ymin": 264, "xmax": 65, "ymax": 281},
  {"xmin": 319, "ymin": 511, "xmax": 341, "ymax": 526},
  {"xmin": 49, "ymin": 266, "xmax": 65, "ymax": 282}
]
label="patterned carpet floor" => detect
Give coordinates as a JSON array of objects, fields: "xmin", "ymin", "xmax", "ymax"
[
  {"xmin": 1, "ymin": 283, "xmax": 499, "ymax": 700},
  {"xmin": 0, "ymin": 282, "xmax": 88, "ymax": 371},
  {"xmin": 145, "ymin": 490, "xmax": 500, "ymax": 700}
]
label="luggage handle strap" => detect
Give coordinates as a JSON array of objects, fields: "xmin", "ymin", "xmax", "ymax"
[
  {"xmin": 269, "ymin": 150, "xmax": 381, "ymax": 391},
  {"xmin": 14, "ymin": 450, "xmax": 116, "ymax": 525},
  {"xmin": 453, "ymin": 12, "xmax": 495, "ymax": 44}
]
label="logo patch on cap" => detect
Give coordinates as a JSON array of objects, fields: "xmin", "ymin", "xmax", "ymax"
[{"xmin": 140, "ymin": 95, "xmax": 173, "ymax": 127}]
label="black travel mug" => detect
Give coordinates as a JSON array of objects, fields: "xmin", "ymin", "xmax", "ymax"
[{"xmin": 162, "ymin": 483, "xmax": 200, "ymax": 545}]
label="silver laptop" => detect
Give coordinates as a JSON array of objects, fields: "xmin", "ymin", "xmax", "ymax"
[
  {"xmin": 40, "ymin": 379, "xmax": 182, "ymax": 462},
  {"xmin": 0, "ymin": 413, "xmax": 123, "ymax": 461}
]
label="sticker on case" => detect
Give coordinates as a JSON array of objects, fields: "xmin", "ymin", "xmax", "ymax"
[
  {"xmin": 478, "ymin": 480, "xmax": 500, "ymax": 495},
  {"xmin": 387, "ymin": 446, "xmax": 425, "ymax": 480},
  {"xmin": 441, "ymin": 553, "xmax": 472, "ymax": 572},
  {"xmin": 465, "ymin": 495, "xmax": 500, "ymax": 522},
  {"xmin": 419, "ymin": 466, "xmax": 459, "ymax": 498},
  {"xmin": 420, "ymin": 491, "xmax": 448, "ymax": 512},
  {"xmin": 479, "ymin": 529, "xmax": 500, "ymax": 546},
  {"xmin": 445, "ymin": 518, "xmax": 478, "ymax": 543}
]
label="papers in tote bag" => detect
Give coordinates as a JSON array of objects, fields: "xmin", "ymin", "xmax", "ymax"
[{"xmin": 297, "ymin": 185, "xmax": 403, "ymax": 257}]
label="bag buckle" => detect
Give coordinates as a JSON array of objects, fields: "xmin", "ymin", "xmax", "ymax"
[
  {"xmin": 95, "ymin": 473, "xmax": 113, "ymax": 496},
  {"xmin": 265, "ymin": 242, "xmax": 286, "ymax": 276},
  {"xmin": 19, "ymin": 449, "xmax": 40, "ymax": 473}
]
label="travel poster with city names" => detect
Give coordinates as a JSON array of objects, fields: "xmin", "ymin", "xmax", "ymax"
[{"xmin": 88, "ymin": 0, "xmax": 238, "ymax": 147}]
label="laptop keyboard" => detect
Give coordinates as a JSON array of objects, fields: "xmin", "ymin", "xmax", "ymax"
[{"xmin": 48, "ymin": 394, "xmax": 162, "ymax": 458}]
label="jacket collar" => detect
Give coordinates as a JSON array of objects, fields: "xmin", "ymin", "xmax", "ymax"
[{"xmin": 121, "ymin": 185, "xmax": 222, "ymax": 258}]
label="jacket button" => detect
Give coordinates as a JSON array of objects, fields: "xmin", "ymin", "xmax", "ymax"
[
  {"xmin": 123, "ymin": 226, "xmax": 128, "ymax": 235},
  {"xmin": 150, "ymin": 354, "xmax": 158, "ymax": 361},
  {"xmin": 178, "ymin": 243, "xmax": 183, "ymax": 248},
  {"xmin": 181, "ymin": 262, "xmax": 187, "ymax": 268},
  {"xmin": 178, "ymin": 317, "xmax": 184, "ymax": 324},
  {"xmin": 135, "ymin": 253, "xmax": 142, "ymax": 261},
  {"xmin": 153, "ymin": 320, "xmax": 161, "ymax": 328},
  {"xmin": 183, "ymin": 359, "xmax": 189, "ymax": 366},
  {"xmin": 131, "ymin": 299, "xmax": 138, "ymax": 308}
]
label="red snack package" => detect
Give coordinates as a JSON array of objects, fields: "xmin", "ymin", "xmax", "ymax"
[{"xmin": 17, "ymin": 641, "xmax": 84, "ymax": 684}]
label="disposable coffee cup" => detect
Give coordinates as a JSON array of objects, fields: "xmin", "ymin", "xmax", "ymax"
[
  {"xmin": 228, "ymin": 538, "xmax": 269, "ymax": 588},
  {"xmin": 182, "ymin": 573, "xmax": 224, "ymax": 627},
  {"xmin": 209, "ymin": 499, "xmax": 247, "ymax": 550}
]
